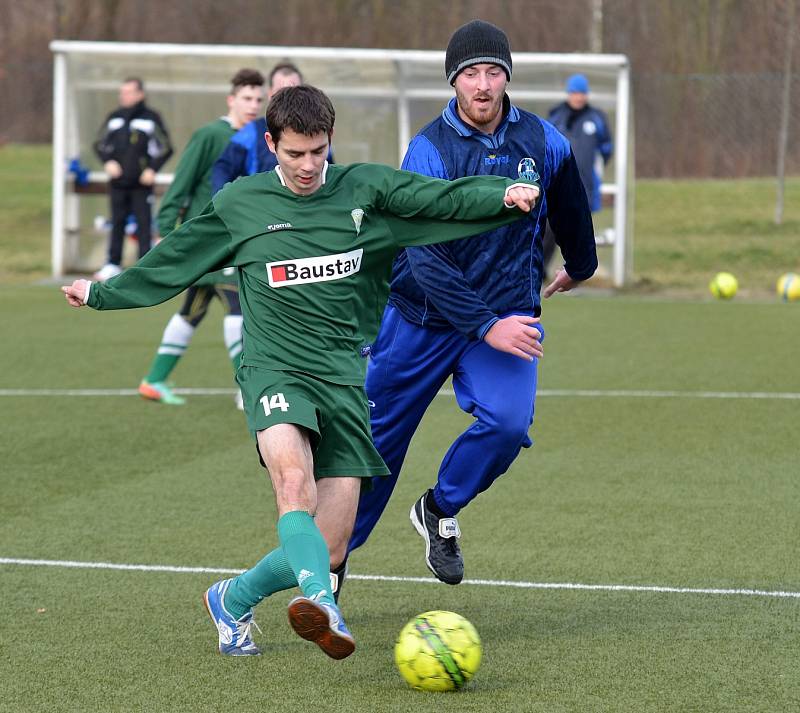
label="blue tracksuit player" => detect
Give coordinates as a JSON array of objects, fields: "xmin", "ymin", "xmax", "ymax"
[
  {"xmin": 343, "ymin": 20, "xmax": 598, "ymax": 588},
  {"xmin": 211, "ymin": 63, "xmax": 303, "ymax": 195}
]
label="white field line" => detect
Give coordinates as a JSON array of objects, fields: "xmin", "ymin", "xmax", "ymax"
[
  {"xmin": 2, "ymin": 387, "xmax": 800, "ymax": 400},
  {"xmin": 1, "ymin": 557, "xmax": 798, "ymax": 600}
]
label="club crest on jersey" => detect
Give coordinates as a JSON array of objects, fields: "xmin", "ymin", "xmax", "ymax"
[
  {"xmin": 267, "ymin": 248, "xmax": 363, "ymax": 287},
  {"xmin": 517, "ymin": 157, "xmax": 540, "ymax": 182},
  {"xmin": 350, "ymin": 208, "xmax": 365, "ymax": 236}
]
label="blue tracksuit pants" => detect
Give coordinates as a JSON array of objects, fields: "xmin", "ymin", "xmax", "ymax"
[{"xmin": 348, "ymin": 304, "xmax": 541, "ymax": 551}]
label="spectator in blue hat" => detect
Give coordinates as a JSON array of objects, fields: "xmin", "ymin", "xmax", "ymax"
[
  {"xmin": 549, "ymin": 74, "xmax": 613, "ymax": 212},
  {"xmin": 544, "ymin": 74, "xmax": 613, "ymax": 271}
]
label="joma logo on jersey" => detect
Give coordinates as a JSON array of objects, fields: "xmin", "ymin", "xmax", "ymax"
[
  {"xmin": 267, "ymin": 248, "xmax": 363, "ymax": 287},
  {"xmin": 266, "ymin": 222, "xmax": 293, "ymax": 231}
]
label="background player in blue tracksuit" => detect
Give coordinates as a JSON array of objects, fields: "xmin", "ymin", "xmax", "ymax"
[
  {"xmin": 342, "ymin": 20, "xmax": 598, "ymax": 590},
  {"xmin": 211, "ymin": 63, "xmax": 303, "ymax": 193},
  {"xmin": 211, "ymin": 62, "xmax": 333, "ymax": 193}
]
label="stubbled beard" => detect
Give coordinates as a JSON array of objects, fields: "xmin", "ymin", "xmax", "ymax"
[{"xmin": 455, "ymin": 89, "xmax": 503, "ymax": 130}]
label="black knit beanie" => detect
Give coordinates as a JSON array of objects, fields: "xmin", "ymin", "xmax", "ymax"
[{"xmin": 445, "ymin": 20, "xmax": 512, "ymax": 85}]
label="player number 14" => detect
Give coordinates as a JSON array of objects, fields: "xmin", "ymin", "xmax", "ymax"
[{"xmin": 260, "ymin": 392, "xmax": 290, "ymax": 416}]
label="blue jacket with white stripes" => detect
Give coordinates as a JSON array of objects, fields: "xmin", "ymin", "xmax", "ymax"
[{"xmin": 388, "ymin": 96, "xmax": 597, "ymax": 337}]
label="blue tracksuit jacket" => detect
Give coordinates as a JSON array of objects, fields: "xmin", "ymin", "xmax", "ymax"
[
  {"xmin": 211, "ymin": 119, "xmax": 275, "ymax": 194},
  {"xmin": 389, "ymin": 96, "xmax": 597, "ymax": 337},
  {"xmin": 211, "ymin": 118, "xmax": 334, "ymax": 194}
]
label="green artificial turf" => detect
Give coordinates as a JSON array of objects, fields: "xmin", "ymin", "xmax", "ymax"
[{"xmin": 1, "ymin": 288, "xmax": 798, "ymax": 712}]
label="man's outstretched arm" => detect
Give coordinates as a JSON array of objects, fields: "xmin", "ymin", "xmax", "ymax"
[{"xmin": 62, "ymin": 205, "xmax": 234, "ymax": 311}]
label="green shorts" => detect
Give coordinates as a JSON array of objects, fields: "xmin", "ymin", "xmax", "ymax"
[{"xmin": 236, "ymin": 365, "xmax": 389, "ymax": 480}]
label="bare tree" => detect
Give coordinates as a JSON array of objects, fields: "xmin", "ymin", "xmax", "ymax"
[{"xmin": 775, "ymin": 0, "xmax": 796, "ymax": 225}]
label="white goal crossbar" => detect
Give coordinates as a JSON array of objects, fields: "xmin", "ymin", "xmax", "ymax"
[{"xmin": 50, "ymin": 41, "xmax": 631, "ymax": 284}]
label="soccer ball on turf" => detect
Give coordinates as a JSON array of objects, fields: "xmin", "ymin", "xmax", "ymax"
[
  {"xmin": 394, "ymin": 610, "xmax": 482, "ymax": 692},
  {"xmin": 776, "ymin": 273, "xmax": 800, "ymax": 302},
  {"xmin": 709, "ymin": 272, "xmax": 738, "ymax": 299}
]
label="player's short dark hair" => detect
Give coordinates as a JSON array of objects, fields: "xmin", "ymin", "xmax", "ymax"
[
  {"xmin": 269, "ymin": 62, "xmax": 303, "ymax": 87},
  {"xmin": 122, "ymin": 77, "xmax": 144, "ymax": 91},
  {"xmin": 230, "ymin": 68, "xmax": 265, "ymax": 93},
  {"xmin": 266, "ymin": 85, "xmax": 334, "ymax": 144}
]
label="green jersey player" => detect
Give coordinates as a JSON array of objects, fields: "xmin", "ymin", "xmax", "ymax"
[
  {"xmin": 138, "ymin": 68, "xmax": 266, "ymax": 407},
  {"xmin": 62, "ymin": 85, "xmax": 541, "ymax": 660}
]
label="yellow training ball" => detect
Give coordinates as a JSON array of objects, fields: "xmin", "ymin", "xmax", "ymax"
[
  {"xmin": 394, "ymin": 611, "xmax": 482, "ymax": 692},
  {"xmin": 776, "ymin": 273, "xmax": 800, "ymax": 302},
  {"xmin": 709, "ymin": 272, "xmax": 738, "ymax": 300}
]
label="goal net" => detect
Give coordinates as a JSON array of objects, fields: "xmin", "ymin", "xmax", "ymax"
[{"xmin": 50, "ymin": 41, "xmax": 632, "ymax": 285}]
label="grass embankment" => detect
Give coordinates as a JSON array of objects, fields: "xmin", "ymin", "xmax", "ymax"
[{"xmin": 1, "ymin": 143, "xmax": 798, "ymax": 293}]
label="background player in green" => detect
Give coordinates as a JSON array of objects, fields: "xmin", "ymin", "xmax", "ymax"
[
  {"xmin": 62, "ymin": 85, "xmax": 541, "ymax": 660},
  {"xmin": 138, "ymin": 68, "xmax": 265, "ymax": 406}
]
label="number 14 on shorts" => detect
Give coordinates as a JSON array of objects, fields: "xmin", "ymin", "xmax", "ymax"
[{"xmin": 260, "ymin": 392, "xmax": 290, "ymax": 416}]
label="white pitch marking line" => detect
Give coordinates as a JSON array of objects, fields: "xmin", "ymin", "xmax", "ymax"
[
  {"xmin": 1, "ymin": 557, "xmax": 798, "ymax": 600},
  {"xmin": 2, "ymin": 387, "xmax": 800, "ymax": 400}
]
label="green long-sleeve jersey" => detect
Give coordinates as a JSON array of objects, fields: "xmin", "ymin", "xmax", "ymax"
[
  {"xmin": 156, "ymin": 116, "xmax": 235, "ymax": 285},
  {"xmin": 89, "ymin": 162, "xmax": 535, "ymax": 385}
]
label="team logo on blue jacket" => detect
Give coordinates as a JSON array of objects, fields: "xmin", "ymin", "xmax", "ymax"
[{"xmin": 517, "ymin": 157, "xmax": 540, "ymax": 182}]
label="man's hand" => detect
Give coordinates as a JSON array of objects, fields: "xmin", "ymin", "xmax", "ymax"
[
  {"xmin": 104, "ymin": 160, "xmax": 122, "ymax": 179},
  {"xmin": 483, "ymin": 315, "xmax": 543, "ymax": 361},
  {"xmin": 61, "ymin": 279, "xmax": 90, "ymax": 308},
  {"xmin": 504, "ymin": 185, "xmax": 540, "ymax": 212},
  {"xmin": 139, "ymin": 167, "xmax": 156, "ymax": 186},
  {"xmin": 543, "ymin": 267, "xmax": 580, "ymax": 298}
]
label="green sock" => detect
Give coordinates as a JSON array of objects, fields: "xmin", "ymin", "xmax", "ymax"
[
  {"xmin": 277, "ymin": 510, "xmax": 335, "ymax": 606},
  {"xmin": 224, "ymin": 548, "xmax": 297, "ymax": 620},
  {"xmin": 146, "ymin": 314, "xmax": 194, "ymax": 383},
  {"xmin": 146, "ymin": 353, "xmax": 181, "ymax": 383}
]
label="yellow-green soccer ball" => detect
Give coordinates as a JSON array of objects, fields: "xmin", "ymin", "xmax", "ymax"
[
  {"xmin": 394, "ymin": 610, "xmax": 482, "ymax": 692},
  {"xmin": 709, "ymin": 272, "xmax": 738, "ymax": 299},
  {"xmin": 776, "ymin": 273, "xmax": 800, "ymax": 302}
]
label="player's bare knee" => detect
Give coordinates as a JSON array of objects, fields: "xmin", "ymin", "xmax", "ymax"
[{"xmin": 273, "ymin": 467, "xmax": 316, "ymax": 512}]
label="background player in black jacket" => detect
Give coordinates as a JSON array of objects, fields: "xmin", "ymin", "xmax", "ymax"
[{"xmin": 93, "ymin": 77, "xmax": 173, "ymax": 281}]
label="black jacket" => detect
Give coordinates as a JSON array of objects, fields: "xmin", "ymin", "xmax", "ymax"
[{"xmin": 93, "ymin": 101, "xmax": 173, "ymax": 188}]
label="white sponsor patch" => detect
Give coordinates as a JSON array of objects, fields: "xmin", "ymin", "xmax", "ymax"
[{"xmin": 266, "ymin": 248, "xmax": 363, "ymax": 287}]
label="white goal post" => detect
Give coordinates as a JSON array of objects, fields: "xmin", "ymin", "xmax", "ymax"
[{"xmin": 50, "ymin": 41, "xmax": 632, "ymax": 285}]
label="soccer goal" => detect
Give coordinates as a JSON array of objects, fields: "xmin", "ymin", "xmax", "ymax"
[{"xmin": 50, "ymin": 41, "xmax": 632, "ymax": 285}]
